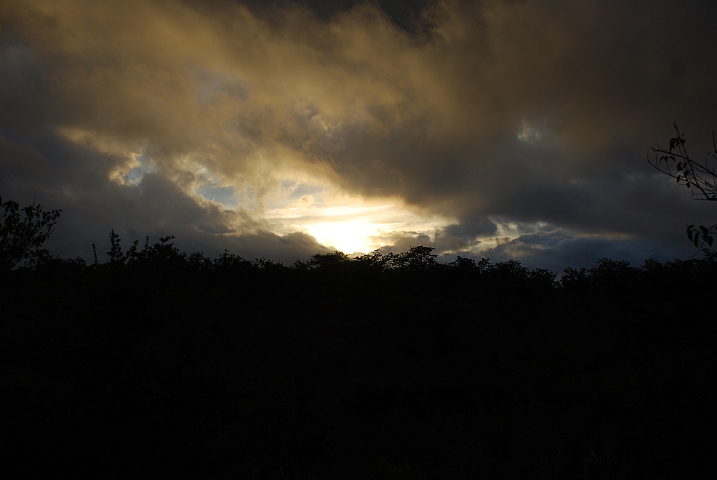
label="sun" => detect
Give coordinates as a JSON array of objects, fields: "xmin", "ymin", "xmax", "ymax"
[
  {"xmin": 306, "ymin": 220, "xmax": 379, "ymax": 254},
  {"xmin": 263, "ymin": 178, "xmax": 456, "ymax": 255}
]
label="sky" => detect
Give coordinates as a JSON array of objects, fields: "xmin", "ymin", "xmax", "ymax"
[{"xmin": 1, "ymin": 0, "xmax": 716, "ymax": 271}]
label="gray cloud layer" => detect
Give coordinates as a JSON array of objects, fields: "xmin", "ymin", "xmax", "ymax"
[{"xmin": 1, "ymin": 0, "xmax": 715, "ymax": 269}]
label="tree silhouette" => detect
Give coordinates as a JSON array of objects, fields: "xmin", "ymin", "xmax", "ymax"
[
  {"xmin": 307, "ymin": 250, "xmax": 350, "ymax": 269},
  {"xmin": 391, "ymin": 245, "xmax": 438, "ymax": 272},
  {"xmin": 0, "ymin": 195, "xmax": 62, "ymax": 271},
  {"xmin": 3, "ymin": 218, "xmax": 714, "ymax": 476},
  {"xmin": 648, "ymin": 123, "xmax": 717, "ymax": 250}
]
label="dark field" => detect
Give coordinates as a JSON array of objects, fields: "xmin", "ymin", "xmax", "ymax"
[{"xmin": 2, "ymin": 248, "xmax": 715, "ymax": 478}]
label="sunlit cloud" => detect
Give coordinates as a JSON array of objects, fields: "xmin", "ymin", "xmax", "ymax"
[
  {"xmin": 517, "ymin": 120, "xmax": 545, "ymax": 144},
  {"xmin": 265, "ymin": 180, "xmax": 455, "ymax": 254},
  {"xmin": 1, "ymin": 0, "xmax": 715, "ymax": 267}
]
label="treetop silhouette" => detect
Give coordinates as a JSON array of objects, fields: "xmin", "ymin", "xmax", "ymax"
[{"xmin": 0, "ymin": 195, "xmax": 62, "ymax": 271}]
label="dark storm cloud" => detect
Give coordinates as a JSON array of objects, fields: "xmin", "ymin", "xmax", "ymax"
[
  {"xmin": 0, "ymin": 128, "xmax": 327, "ymax": 263},
  {"xmin": 473, "ymin": 229, "xmax": 686, "ymax": 274},
  {"xmin": 229, "ymin": 0, "xmax": 434, "ymax": 32},
  {"xmin": 0, "ymin": 0, "xmax": 715, "ymax": 267}
]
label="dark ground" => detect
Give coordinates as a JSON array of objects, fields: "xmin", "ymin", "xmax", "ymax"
[{"xmin": 1, "ymin": 250, "xmax": 715, "ymax": 478}]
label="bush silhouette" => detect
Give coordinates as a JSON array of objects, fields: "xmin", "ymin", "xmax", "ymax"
[{"xmin": 0, "ymin": 195, "xmax": 61, "ymax": 271}]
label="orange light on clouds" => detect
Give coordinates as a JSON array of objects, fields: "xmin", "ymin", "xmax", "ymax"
[{"xmin": 264, "ymin": 184, "xmax": 455, "ymax": 254}]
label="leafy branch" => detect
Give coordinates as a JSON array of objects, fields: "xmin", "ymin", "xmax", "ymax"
[{"xmin": 648, "ymin": 122, "xmax": 717, "ymax": 251}]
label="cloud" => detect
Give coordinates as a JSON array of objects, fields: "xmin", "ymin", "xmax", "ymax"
[
  {"xmin": 0, "ymin": 0, "xmax": 715, "ymax": 267},
  {"xmin": 473, "ymin": 229, "xmax": 687, "ymax": 274}
]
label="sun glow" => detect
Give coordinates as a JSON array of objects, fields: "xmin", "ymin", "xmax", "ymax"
[
  {"xmin": 306, "ymin": 220, "xmax": 381, "ymax": 254},
  {"xmin": 263, "ymin": 180, "xmax": 454, "ymax": 254}
]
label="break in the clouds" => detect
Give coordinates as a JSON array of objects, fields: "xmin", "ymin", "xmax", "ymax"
[{"xmin": 1, "ymin": 0, "xmax": 715, "ymax": 270}]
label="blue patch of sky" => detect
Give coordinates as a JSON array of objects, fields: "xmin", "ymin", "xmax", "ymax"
[
  {"xmin": 280, "ymin": 180, "xmax": 325, "ymax": 205},
  {"xmin": 125, "ymin": 148, "xmax": 156, "ymax": 185},
  {"xmin": 194, "ymin": 182, "xmax": 238, "ymax": 209}
]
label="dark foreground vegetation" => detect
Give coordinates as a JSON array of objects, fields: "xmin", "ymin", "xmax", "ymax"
[{"xmin": 1, "ymin": 234, "xmax": 716, "ymax": 478}]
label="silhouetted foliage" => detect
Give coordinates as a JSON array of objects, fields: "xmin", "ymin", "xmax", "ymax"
[
  {"xmin": 307, "ymin": 250, "xmax": 350, "ymax": 269},
  {"xmin": 0, "ymin": 195, "xmax": 62, "ymax": 271},
  {"xmin": 649, "ymin": 122, "xmax": 717, "ymax": 250},
  {"xmin": 2, "ymin": 209, "xmax": 715, "ymax": 478},
  {"xmin": 391, "ymin": 245, "xmax": 438, "ymax": 272}
]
